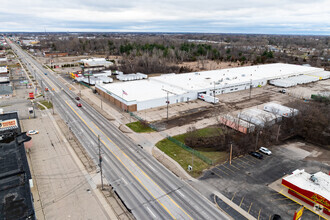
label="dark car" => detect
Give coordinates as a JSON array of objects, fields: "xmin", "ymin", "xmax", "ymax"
[
  {"xmin": 77, "ymin": 103, "xmax": 82, "ymax": 107},
  {"xmin": 271, "ymin": 214, "xmax": 282, "ymax": 220},
  {"xmin": 75, "ymin": 97, "xmax": 80, "ymax": 100},
  {"xmin": 249, "ymin": 151, "xmax": 263, "ymax": 159}
]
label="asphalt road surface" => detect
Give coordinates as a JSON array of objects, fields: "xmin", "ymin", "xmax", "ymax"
[{"xmin": 8, "ymin": 38, "xmax": 228, "ymax": 220}]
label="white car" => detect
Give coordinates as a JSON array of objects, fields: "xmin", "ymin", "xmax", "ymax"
[
  {"xmin": 259, "ymin": 147, "xmax": 272, "ymax": 155},
  {"xmin": 27, "ymin": 130, "xmax": 39, "ymax": 135}
]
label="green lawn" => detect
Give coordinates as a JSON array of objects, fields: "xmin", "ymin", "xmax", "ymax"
[
  {"xmin": 126, "ymin": 121, "xmax": 155, "ymax": 133},
  {"xmin": 39, "ymin": 100, "xmax": 53, "ymax": 110},
  {"xmin": 156, "ymin": 127, "xmax": 228, "ymax": 178}
]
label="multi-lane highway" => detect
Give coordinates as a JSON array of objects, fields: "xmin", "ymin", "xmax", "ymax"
[{"xmin": 9, "ymin": 39, "xmax": 228, "ymax": 220}]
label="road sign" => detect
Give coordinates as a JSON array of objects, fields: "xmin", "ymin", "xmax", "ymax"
[{"xmin": 293, "ymin": 206, "xmax": 304, "ymax": 220}]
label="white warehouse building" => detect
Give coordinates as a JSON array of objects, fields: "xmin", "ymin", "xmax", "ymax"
[{"xmin": 95, "ymin": 63, "xmax": 325, "ymax": 112}]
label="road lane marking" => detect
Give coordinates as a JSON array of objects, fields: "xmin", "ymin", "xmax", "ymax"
[
  {"xmin": 147, "ymin": 163, "xmax": 156, "ymax": 172},
  {"xmin": 91, "ymin": 120, "xmax": 193, "ymax": 220},
  {"xmin": 146, "ymin": 207, "xmax": 156, "ymax": 218},
  {"xmin": 65, "ymin": 101, "xmax": 190, "ymax": 220},
  {"xmin": 177, "ymin": 190, "xmax": 185, "ymax": 198}
]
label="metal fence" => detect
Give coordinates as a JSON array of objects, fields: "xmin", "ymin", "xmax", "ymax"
[
  {"xmin": 79, "ymin": 81, "xmax": 91, "ymax": 89},
  {"xmin": 166, "ymin": 136, "xmax": 213, "ymax": 165},
  {"xmin": 128, "ymin": 111, "xmax": 213, "ymax": 165}
]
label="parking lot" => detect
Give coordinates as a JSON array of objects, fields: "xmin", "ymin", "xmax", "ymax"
[{"xmin": 199, "ymin": 142, "xmax": 330, "ymax": 220}]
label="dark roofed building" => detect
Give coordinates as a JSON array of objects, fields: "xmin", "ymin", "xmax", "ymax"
[{"xmin": 0, "ymin": 111, "xmax": 35, "ymax": 220}]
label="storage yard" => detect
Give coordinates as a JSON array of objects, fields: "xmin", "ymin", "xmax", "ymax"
[{"xmin": 95, "ymin": 63, "xmax": 328, "ymax": 112}]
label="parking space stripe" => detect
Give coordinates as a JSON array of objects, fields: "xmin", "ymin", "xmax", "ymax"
[
  {"xmin": 220, "ymin": 164, "xmax": 236, "ymax": 173},
  {"xmin": 231, "ymin": 160, "xmax": 247, "ymax": 168},
  {"xmin": 239, "ymin": 196, "xmax": 245, "ymax": 207},
  {"xmin": 257, "ymin": 209, "xmax": 261, "ymax": 220},
  {"xmin": 228, "ymin": 163, "xmax": 241, "ymax": 170},
  {"xmin": 271, "ymin": 197, "xmax": 290, "ymax": 201},
  {"xmin": 211, "ymin": 170, "xmax": 223, "ymax": 178},
  {"xmin": 214, "ymin": 167, "xmax": 230, "ymax": 175},
  {"xmin": 231, "ymin": 192, "xmax": 236, "ymax": 201},
  {"xmin": 248, "ymin": 203, "xmax": 253, "ymax": 213},
  {"xmin": 243, "ymin": 156, "xmax": 258, "ymax": 164},
  {"xmin": 236, "ymin": 157, "xmax": 254, "ymax": 166}
]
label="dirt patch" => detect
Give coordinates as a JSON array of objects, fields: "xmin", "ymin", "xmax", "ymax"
[
  {"xmin": 178, "ymin": 60, "xmax": 252, "ymax": 72},
  {"xmin": 153, "ymin": 103, "xmax": 231, "ymax": 130}
]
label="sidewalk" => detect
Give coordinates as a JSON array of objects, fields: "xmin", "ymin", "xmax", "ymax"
[
  {"xmin": 214, "ymin": 192, "xmax": 257, "ymax": 220},
  {"xmin": 22, "ymin": 109, "xmax": 117, "ymax": 220}
]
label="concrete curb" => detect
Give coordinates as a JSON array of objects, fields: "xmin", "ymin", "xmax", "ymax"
[{"xmin": 214, "ymin": 191, "xmax": 257, "ymax": 220}]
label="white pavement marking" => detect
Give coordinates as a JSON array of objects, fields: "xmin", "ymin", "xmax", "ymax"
[
  {"xmin": 147, "ymin": 163, "xmax": 156, "ymax": 172},
  {"xmin": 146, "ymin": 206, "xmax": 157, "ymax": 218},
  {"xmin": 177, "ymin": 190, "xmax": 185, "ymax": 198}
]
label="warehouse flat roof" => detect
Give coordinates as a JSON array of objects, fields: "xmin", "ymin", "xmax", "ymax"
[
  {"xmin": 99, "ymin": 79, "xmax": 188, "ymax": 102},
  {"xmin": 99, "ymin": 63, "xmax": 323, "ymax": 103},
  {"xmin": 150, "ymin": 63, "xmax": 322, "ymax": 91},
  {"xmin": 283, "ymin": 169, "xmax": 330, "ymax": 202}
]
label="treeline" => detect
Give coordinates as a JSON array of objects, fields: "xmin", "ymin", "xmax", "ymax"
[
  {"xmin": 184, "ymin": 100, "xmax": 330, "ymax": 157},
  {"xmin": 35, "ymin": 33, "xmax": 330, "ymax": 73}
]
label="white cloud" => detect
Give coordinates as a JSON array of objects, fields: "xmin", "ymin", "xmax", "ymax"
[{"xmin": 0, "ymin": 0, "xmax": 329, "ymax": 34}]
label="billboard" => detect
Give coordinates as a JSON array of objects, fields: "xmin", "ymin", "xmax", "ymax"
[
  {"xmin": 29, "ymin": 92, "xmax": 34, "ymax": 99},
  {"xmin": 0, "ymin": 119, "xmax": 18, "ymax": 131}
]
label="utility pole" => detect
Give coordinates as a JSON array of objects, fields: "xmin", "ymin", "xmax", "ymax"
[
  {"xmin": 33, "ymin": 101, "xmax": 36, "ymax": 118},
  {"xmin": 98, "ymin": 135, "xmax": 104, "ymax": 190},
  {"xmin": 249, "ymin": 79, "xmax": 252, "ymax": 99},
  {"xmin": 255, "ymin": 129, "xmax": 260, "ymax": 150},
  {"xmin": 166, "ymin": 92, "xmax": 169, "ymax": 120},
  {"xmin": 229, "ymin": 143, "xmax": 233, "ymax": 165},
  {"xmin": 162, "ymin": 88, "xmax": 177, "ymax": 121}
]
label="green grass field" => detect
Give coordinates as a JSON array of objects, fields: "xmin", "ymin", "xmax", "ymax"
[
  {"xmin": 156, "ymin": 127, "xmax": 228, "ymax": 178},
  {"xmin": 126, "ymin": 121, "xmax": 155, "ymax": 133},
  {"xmin": 38, "ymin": 100, "xmax": 53, "ymax": 110}
]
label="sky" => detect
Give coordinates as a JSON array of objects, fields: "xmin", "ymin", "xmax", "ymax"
[{"xmin": 1, "ymin": 0, "xmax": 330, "ymax": 35}]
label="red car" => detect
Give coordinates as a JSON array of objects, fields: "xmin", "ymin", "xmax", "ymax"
[
  {"xmin": 77, "ymin": 103, "xmax": 82, "ymax": 107},
  {"xmin": 75, "ymin": 97, "xmax": 80, "ymax": 100}
]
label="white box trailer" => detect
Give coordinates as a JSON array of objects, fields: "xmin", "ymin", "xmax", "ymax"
[
  {"xmin": 263, "ymin": 102, "xmax": 298, "ymax": 118},
  {"xmin": 198, "ymin": 93, "xmax": 219, "ymax": 104}
]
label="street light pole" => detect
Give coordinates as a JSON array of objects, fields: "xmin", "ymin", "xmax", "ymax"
[
  {"xmin": 98, "ymin": 135, "xmax": 104, "ymax": 190},
  {"xmin": 33, "ymin": 101, "xmax": 36, "ymax": 118}
]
